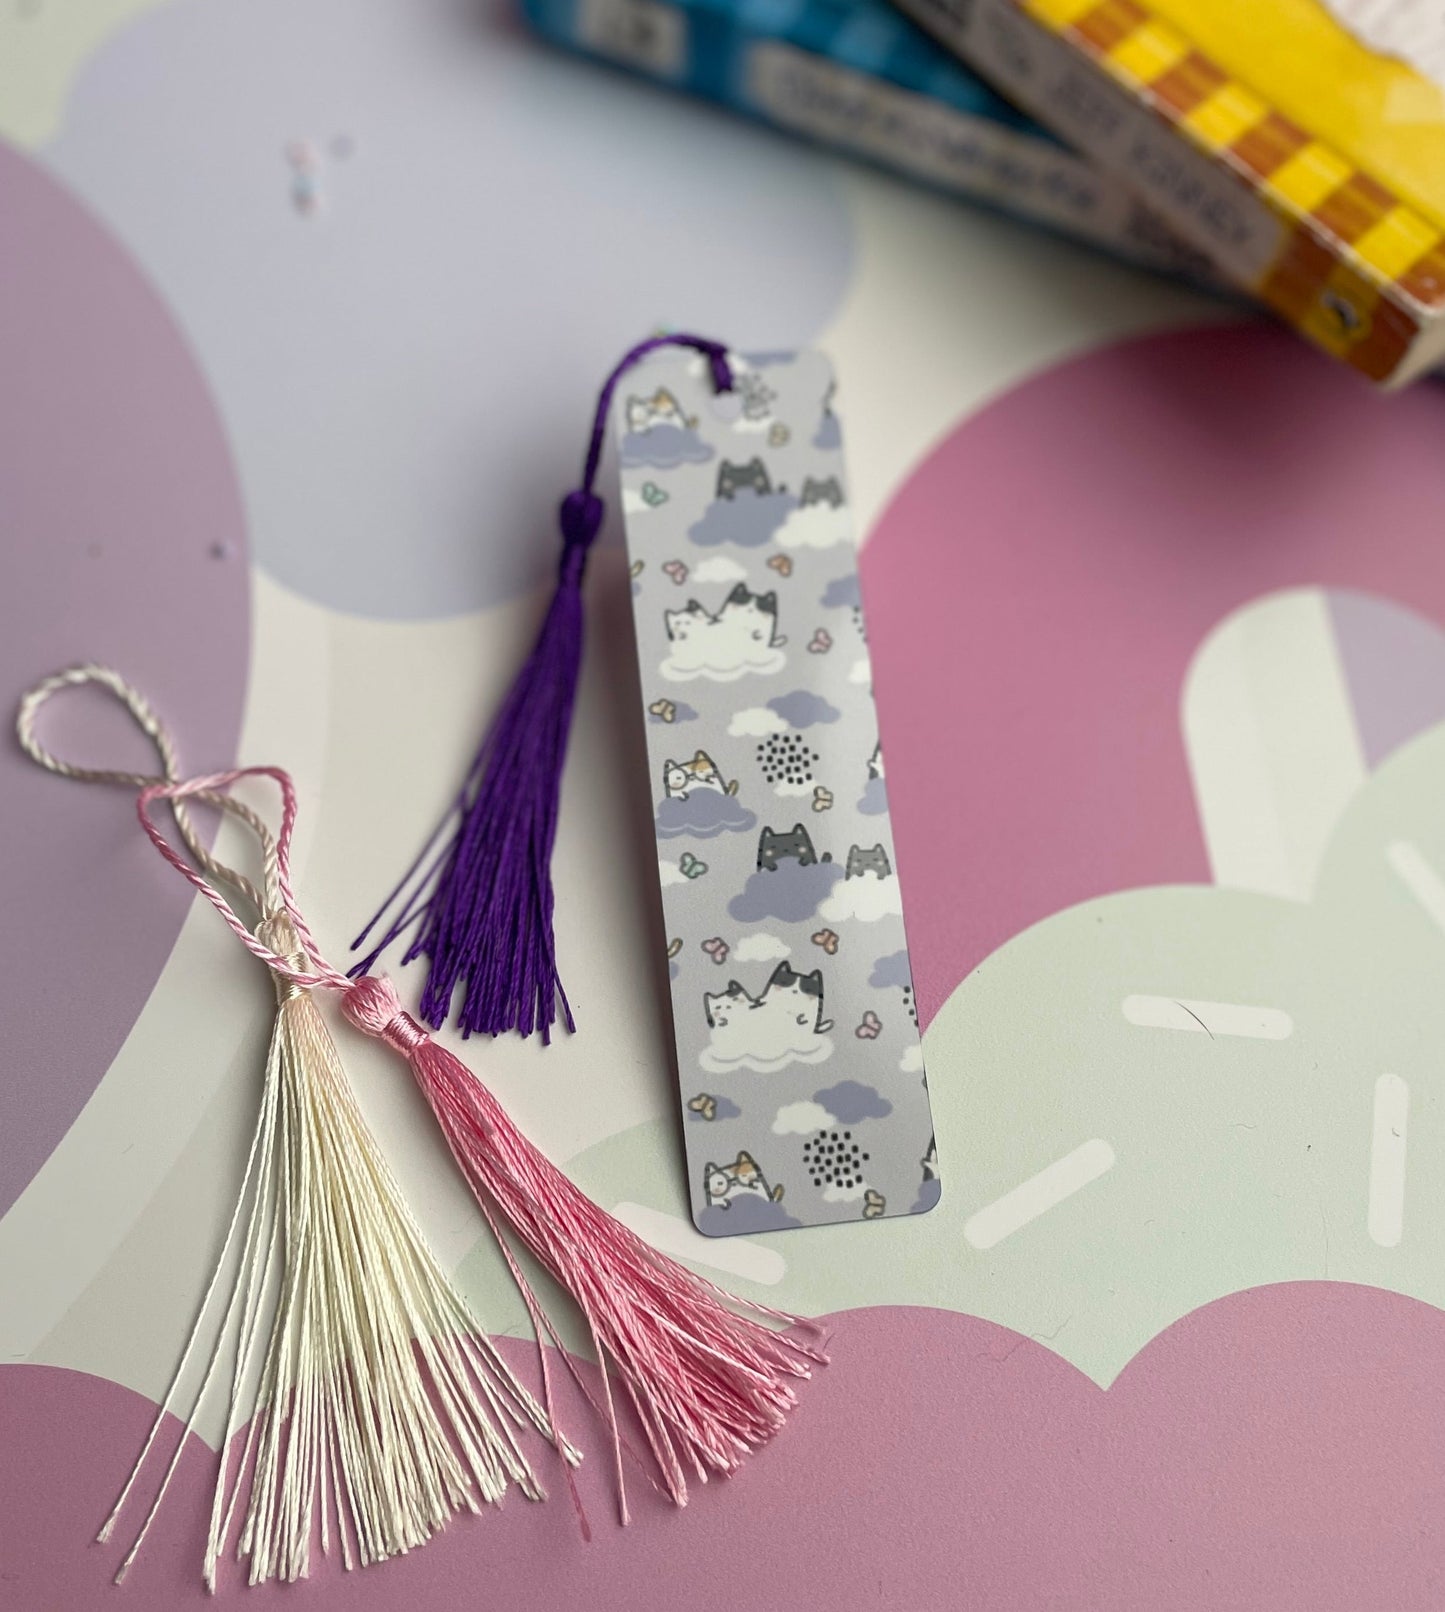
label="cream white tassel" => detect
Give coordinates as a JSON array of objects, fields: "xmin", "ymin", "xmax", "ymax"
[{"xmin": 18, "ymin": 666, "xmax": 577, "ymax": 1592}]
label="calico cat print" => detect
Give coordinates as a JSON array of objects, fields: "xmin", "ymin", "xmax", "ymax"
[
  {"xmin": 663, "ymin": 750, "xmax": 739, "ymax": 800},
  {"xmin": 716, "ymin": 458, "xmax": 773, "ymax": 500},
  {"xmin": 661, "ymin": 585, "xmax": 787, "ymax": 683},
  {"xmin": 703, "ymin": 1151, "xmax": 784, "ymax": 1210},
  {"xmin": 701, "ymin": 961, "xmax": 835, "ymax": 1073},
  {"xmin": 626, "ymin": 388, "xmax": 694, "ymax": 434}
]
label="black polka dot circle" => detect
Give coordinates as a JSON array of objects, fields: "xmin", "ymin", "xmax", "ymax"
[
  {"xmin": 902, "ymin": 983, "xmax": 917, "ymax": 1026},
  {"xmin": 803, "ymin": 1128, "xmax": 869, "ymax": 1191},
  {"xmin": 756, "ymin": 731, "xmax": 818, "ymax": 787}
]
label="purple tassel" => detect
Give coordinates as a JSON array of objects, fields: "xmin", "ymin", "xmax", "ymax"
[{"xmin": 353, "ymin": 334, "xmax": 734, "ymax": 1039}]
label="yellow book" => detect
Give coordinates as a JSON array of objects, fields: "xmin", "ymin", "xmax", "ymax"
[{"xmin": 895, "ymin": 0, "xmax": 1445, "ymax": 385}]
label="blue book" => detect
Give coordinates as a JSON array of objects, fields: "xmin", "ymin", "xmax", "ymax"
[{"xmin": 519, "ymin": 0, "xmax": 1216, "ymax": 281}]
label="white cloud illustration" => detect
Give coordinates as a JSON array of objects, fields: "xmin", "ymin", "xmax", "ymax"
[
  {"xmin": 776, "ymin": 503, "xmax": 853, "ymax": 551},
  {"xmin": 692, "ymin": 555, "xmax": 748, "ymax": 585},
  {"xmin": 848, "ymin": 656, "xmax": 872, "ymax": 686},
  {"xmin": 734, "ymin": 933, "xmax": 791, "ymax": 963},
  {"xmin": 820, "ymin": 876, "xmax": 905, "ymax": 924},
  {"xmin": 658, "ymin": 858, "xmax": 687, "ymax": 887},
  {"xmin": 772, "ymin": 1100, "xmax": 837, "ymax": 1136},
  {"xmin": 729, "ymin": 706, "xmax": 788, "ymax": 737},
  {"xmin": 900, "ymin": 1043, "xmax": 924, "ymax": 1074}
]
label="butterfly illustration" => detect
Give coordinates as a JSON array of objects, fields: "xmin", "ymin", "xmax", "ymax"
[
  {"xmin": 808, "ymin": 629, "xmax": 832, "ymax": 654},
  {"xmin": 701, "ymin": 936, "xmax": 730, "ymax": 965},
  {"xmin": 662, "ymin": 559, "xmax": 689, "ymax": 585},
  {"xmin": 679, "ymin": 851, "xmax": 708, "ymax": 880},
  {"xmin": 630, "ymin": 559, "xmax": 645, "ymax": 578},
  {"xmin": 649, "ymin": 699, "xmax": 677, "ymax": 723},
  {"xmin": 855, "ymin": 1010, "xmax": 882, "ymax": 1040},
  {"xmin": 863, "ymin": 1189, "xmax": 886, "ymax": 1220},
  {"xmin": 767, "ymin": 554, "xmax": 793, "ymax": 577},
  {"xmin": 811, "ymin": 786, "xmax": 833, "ymax": 813},
  {"xmin": 687, "ymin": 1093, "xmax": 719, "ymax": 1122},
  {"xmin": 666, "ymin": 937, "xmax": 683, "ymax": 959},
  {"xmin": 641, "ymin": 481, "xmax": 669, "ymax": 507},
  {"xmin": 767, "ymin": 423, "xmax": 790, "ymax": 447},
  {"xmin": 811, "ymin": 929, "xmax": 840, "ymax": 955}
]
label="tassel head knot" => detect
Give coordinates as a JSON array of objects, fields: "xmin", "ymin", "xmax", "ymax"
[{"xmin": 342, "ymin": 974, "xmax": 430, "ymax": 1056}]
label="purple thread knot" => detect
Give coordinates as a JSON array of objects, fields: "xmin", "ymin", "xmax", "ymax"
[{"xmin": 559, "ymin": 489, "xmax": 605, "ymax": 549}]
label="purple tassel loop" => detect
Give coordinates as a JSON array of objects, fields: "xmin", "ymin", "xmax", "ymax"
[{"xmin": 353, "ymin": 335, "xmax": 733, "ymax": 1040}]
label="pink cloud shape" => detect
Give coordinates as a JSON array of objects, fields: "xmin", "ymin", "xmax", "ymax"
[{"xmin": 5, "ymin": 1284, "xmax": 1443, "ymax": 1608}]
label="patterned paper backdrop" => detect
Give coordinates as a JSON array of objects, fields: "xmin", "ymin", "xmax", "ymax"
[{"xmin": 5, "ymin": 1, "xmax": 1445, "ymax": 1606}]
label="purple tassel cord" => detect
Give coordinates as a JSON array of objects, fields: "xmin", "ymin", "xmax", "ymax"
[{"xmin": 352, "ymin": 334, "xmax": 735, "ymax": 1039}]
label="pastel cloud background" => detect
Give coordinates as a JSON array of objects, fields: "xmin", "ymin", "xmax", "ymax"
[{"xmin": 16, "ymin": 0, "xmax": 1445, "ymax": 1594}]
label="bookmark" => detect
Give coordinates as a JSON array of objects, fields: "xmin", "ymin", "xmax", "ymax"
[
  {"xmin": 614, "ymin": 349, "xmax": 938, "ymax": 1235},
  {"xmin": 352, "ymin": 333, "xmax": 935, "ymax": 1237}
]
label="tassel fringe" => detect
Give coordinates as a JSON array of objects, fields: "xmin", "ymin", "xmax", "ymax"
[
  {"xmin": 100, "ymin": 918, "xmax": 573, "ymax": 1591},
  {"xmin": 342, "ymin": 974, "xmax": 825, "ymax": 1521}
]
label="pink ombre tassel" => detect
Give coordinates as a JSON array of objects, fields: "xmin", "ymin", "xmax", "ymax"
[{"xmin": 340, "ymin": 973, "xmax": 826, "ymax": 1517}]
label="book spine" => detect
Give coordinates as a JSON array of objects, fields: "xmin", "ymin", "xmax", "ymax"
[
  {"xmin": 521, "ymin": 0, "xmax": 1220, "ymax": 284},
  {"xmin": 896, "ymin": 0, "xmax": 1440, "ymax": 384}
]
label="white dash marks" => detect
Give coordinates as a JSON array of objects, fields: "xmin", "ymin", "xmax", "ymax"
[
  {"xmin": 963, "ymin": 1140, "xmax": 1115, "ymax": 1251},
  {"xmin": 1121, "ymin": 995, "xmax": 1292, "ymax": 1040},
  {"xmin": 613, "ymin": 1202, "xmax": 786, "ymax": 1286},
  {"xmin": 1388, "ymin": 840, "xmax": 1445, "ymax": 935},
  {"xmin": 1368, "ymin": 1074, "xmax": 1409, "ymax": 1250}
]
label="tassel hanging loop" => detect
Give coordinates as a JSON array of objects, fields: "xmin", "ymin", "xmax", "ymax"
[{"xmin": 351, "ymin": 334, "xmax": 735, "ymax": 1041}]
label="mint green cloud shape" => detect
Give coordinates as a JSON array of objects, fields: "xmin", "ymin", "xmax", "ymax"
[{"xmin": 455, "ymin": 723, "xmax": 1445, "ymax": 1388}]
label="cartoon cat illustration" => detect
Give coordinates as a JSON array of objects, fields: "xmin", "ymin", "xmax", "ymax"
[
  {"xmin": 664, "ymin": 599, "xmax": 714, "ymax": 644},
  {"xmin": 846, "ymin": 843, "xmax": 893, "ymax": 879},
  {"xmin": 737, "ymin": 373, "xmax": 776, "ymax": 421},
  {"xmin": 867, "ymin": 742, "xmax": 884, "ymax": 781},
  {"xmin": 661, "ymin": 584, "xmax": 787, "ymax": 682},
  {"xmin": 663, "ymin": 750, "xmax": 738, "ymax": 800},
  {"xmin": 757, "ymin": 961, "xmax": 833, "ymax": 1034},
  {"xmin": 719, "ymin": 582, "xmax": 784, "ymax": 645},
  {"xmin": 922, "ymin": 1135, "xmax": 938, "ymax": 1182},
  {"xmin": 716, "ymin": 458, "xmax": 772, "ymax": 500},
  {"xmin": 756, "ymin": 822, "xmax": 818, "ymax": 871},
  {"xmin": 626, "ymin": 388, "xmax": 693, "ymax": 434},
  {"xmin": 703, "ymin": 1151, "xmax": 784, "ymax": 1210},
  {"xmin": 799, "ymin": 475, "xmax": 844, "ymax": 509},
  {"xmin": 701, "ymin": 961, "xmax": 835, "ymax": 1073}
]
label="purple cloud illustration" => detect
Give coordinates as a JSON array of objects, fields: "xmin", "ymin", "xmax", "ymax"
[
  {"xmin": 656, "ymin": 792, "xmax": 757, "ymax": 840},
  {"xmin": 814, "ymin": 1080, "xmax": 892, "ymax": 1123},
  {"xmin": 869, "ymin": 950, "xmax": 912, "ymax": 989},
  {"xmin": 686, "ymin": 1094, "xmax": 743, "ymax": 1123},
  {"xmin": 649, "ymin": 701, "xmax": 698, "ymax": 723},
  {"xmin": 858, "ymin": 776, "xmax": 888, "ymax": 816},
  {"xmin": 813, "ymin": 411, "xmax": 842, "ymax": 450},
  {"xmin": 688, "ymin": 491, "xmax": 796, "ymax": 548},
  {"xmin": 821, "ymin": 574, "xmax": 861, "ymax": 609},
  {"xmin": 696, "ymin": 1193, "xmax": 802, "ymax": 1236},
  {"xmin": 767, "ymin": 690, "xmax": 840, "ymax": 728},
  {"xmin": 729, "ymin": 860, "xmax": 844, "ymax": 923},
  {"xmin": 620, "ymin": 422, "xmax": 715, "ymax": 470},
  {"xmin": 912, "ymin": 1178, "xmax": 942, "ymax": 1214}
]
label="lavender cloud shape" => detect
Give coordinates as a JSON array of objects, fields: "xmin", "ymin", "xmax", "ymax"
[
  {"xmin": 813, "ymin": 1079, "xmax": 892, "ymax": 1123},
  {"xmin": 656, "ymin": 792, "xmax": 757, "ymax": 840},
  {"xmin": 767, "ymin": 689, "xmax": 840, "ymax": 728},
  {"xmin": 821, "ymin": 574, "xmax": 861, "ymax": 610},
  {"xmin": 869, "ymin": 950, "xmax": 912, "ymax": 989},
  {"xmin": 858, "ymin": 776, "xmax": 888, "ymax": 816},
  {"xmin": 696, "ymin": 1193, "xmax": 802, "ymax": 1236},
  {"xmin": 728, "ymin": 859, "xmax": 844, "ymax": 923},
  {"xmin": 620, "ymin": 423, "xmax": 714, "ymax": 470},
  {"xmin": 688, "ymin": 490, "xmax": 796, "ymax": 548}
]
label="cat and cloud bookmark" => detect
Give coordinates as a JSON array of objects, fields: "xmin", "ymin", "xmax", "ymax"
[{"xmin": 614, "ymin": 348, "xmax": 939, "ymax": 1236}]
